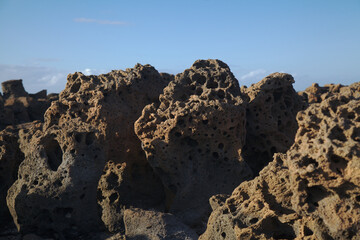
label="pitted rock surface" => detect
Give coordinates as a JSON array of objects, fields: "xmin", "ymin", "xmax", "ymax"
[
  {"xmin": 135, "ymin": 59, "xmax": 253, "ymax": 232},
  {"xmin": 124, "ymin": 208, "xmax": 198, "ymax": 240},
  {"xmin": 241, "ymin": 73, "xmax": 305, "ymax": 174},
  {"xmin": 43, "ymin": 65, "xmax": 168, "ymax": 232},
  {"xmin": 299, "ymin": 82, "xmax": 360, "ymax": 104},
  {"xmin": 6, "ymin": 122, "xmax": 106, "ymax": 238},
  {"xmin": 200, "ymin": 84, "xmax": 360, "ymax": 240}
]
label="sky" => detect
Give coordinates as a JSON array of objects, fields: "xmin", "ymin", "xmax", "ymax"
[{"xmin": 0, "ymin": 0, "xmax": 359, "ymax": 93}]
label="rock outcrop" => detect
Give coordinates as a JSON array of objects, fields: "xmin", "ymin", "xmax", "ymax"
[
  {"xmin": 135, "ymin": 59, "xmax": 253, "ymax": 232},
  {"xmin": 0, "ymin": 80, "xmax": 58, "ymax": 130},
  {"xmin": 6, "ymin": 64, "xmax": 170, "ymax": 236},
  {"xmin": 299, "ymin": 82, "xmax": 360, "ymax": 103},
  {"xmin": 200, "ymin": 82, "xmax": 360, "ymax": 239},
  {"xmin": 6, "ymin": 122, "xmax": 106, "ymax": 238},
  {"xmin": 2, "ymin": 61, "xmax": 359, "ymax": 240},
  {"xmin": 241, "ymin": 73, "xmax": 305, "ymax": 174},
  {"xmin": 123, "ymin": 208, "xmax": 198, "ymax": 240}
]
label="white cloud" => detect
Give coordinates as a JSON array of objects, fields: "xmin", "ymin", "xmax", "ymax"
[
  {"xmin": 39, "ymin": 73, "xmax": 67, "ymax": 86},
  {"xmin": 0, "ymin": 64, "xmax": 69, "ymax": 94},
  {"xmin": 82, "ymin": 68, "xmax": 108, "ymax": 76},
  {"xmin": 83, "ymin": 68, "xmax": 93, "ymax": 75},
  {"xmin": 74, "ymin": 18, "xmax": 128, "ymax": 25},
  {"xmin": 240, "ymin": 69, "xmax": 267, "ymax": 80}
]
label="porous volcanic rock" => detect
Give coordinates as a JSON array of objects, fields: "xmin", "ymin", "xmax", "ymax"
[
  {"xmin": 299, "ymin": 82, "xmax": 360, "ymax": 104},
  {"xmin": 0, "ymin": 80, "xmax": 58, "ymax": 130},
  {"xmin": 123, "ymin": 208, "xmax": 198, "ymax": 240},
  {"xmin": 135, "ymin": 59, "xmax": 253, "ymax": 232},
  {"xmin": 200, "ymin": 83, "xmax": 360, "ymax": 239},
  {"xmin": 43, "ymin": 65, "xmax": 169, "ymax": 232},
  {"xmin": 241, "ymin": 73, "xmax": 305, "ymax": 174},
  {"xmin": 0, "ymin": 126, "xmax": 24, "ymax": 226},
  {"xmin": 6, "ymin": 122, "xmax": 106, "ymax": 238}
]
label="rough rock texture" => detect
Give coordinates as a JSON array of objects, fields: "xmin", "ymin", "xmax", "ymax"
[
  {"xmin": 123, "ymin": 208, "xmax": 198, "ymax": 240},
  {"xmin": 0, "ymin": 80, "xmax": 58, "ymax": 130},
  {"xmin": 200, "ymin": 83, "xmax": 360, "ymax": 239},
  {"xmin": 299, "ymin": 82, "xmax": 360, "ymax": 104},
  {"xmin": 241, "ymin": 73, "xmax": 305, "ymax": 174},
  {"xmin": 4, "ymin": 65, "xmax": 169, "ymax": 237},
  {"xmin": 0, "ymin": 127, "xmax": 24, "ymax": 226},
  {"xmin": 135, "ymin": 59, "xmax": 253, "ymax": 232},
  {"xmin": 6, "ymin": 122, "xmax": 106, "ymax": 238}
]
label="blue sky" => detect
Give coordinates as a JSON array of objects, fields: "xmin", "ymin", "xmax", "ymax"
[{"xmin": 0, "ymin": 0, "xmax": 359, "ymax": 93}]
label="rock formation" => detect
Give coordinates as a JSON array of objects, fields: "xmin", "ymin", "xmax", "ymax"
[
  {"xmin": 135, "ymin": 59, "xmax": 253, "ymax": 232},
  {"xmin": 6, "ymin": 121, "xmax": 106, "ymax": 238},
  {"xmin": 240, "ymin": 73, "xmax": 306, "ymax": 174},
  {"xmin": 7, "ymin": 64, "xmax": 170, "ymax": 236},
  {"xmin": 200, "ymin": 81, "xmax": 360, "ymax": 239},
  {"xmin": 1, "ymin": 61, "xmax": 359, "ymax": 240},
  {"xmin": 0, "ymin": 80, "xmax": 58, "ymax": 130},
  {"xmin": 299, "ymin": 82, "xmax": 360, "ymax": 103}
]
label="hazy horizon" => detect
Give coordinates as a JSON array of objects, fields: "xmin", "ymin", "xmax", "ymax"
[{"xmin": 1, "ymin": 0, "xmax": 359, "ymax": 94}]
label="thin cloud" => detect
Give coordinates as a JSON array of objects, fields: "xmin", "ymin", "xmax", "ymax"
[
  {"xmin": 74, "ymin": 18, "xmax": 128, "ymax": 25},
  {"xmin": 240, "ymin": 69, "xmax": 266, "ymax": 80}
]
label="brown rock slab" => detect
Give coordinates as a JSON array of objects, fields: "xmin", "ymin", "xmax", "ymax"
[
  {"xmin": 124, "ymin": 208, "xmax": 198, "ymax": 240},
  {"xmin": 135, "ymin": 59, "xmax": 253, "ymax": 232},
  {"xmin": 0, "ymin": 80, "xmax": 58, "ymax": 130}
]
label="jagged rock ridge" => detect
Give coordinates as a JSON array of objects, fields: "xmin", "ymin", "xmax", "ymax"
[{"xmin": 0, "ymin": 60, "xmax": 359, "ymax": 240}]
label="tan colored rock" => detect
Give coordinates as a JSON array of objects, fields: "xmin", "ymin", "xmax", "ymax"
[
  {"xmin": 6, "ymin": 122, "xmax": 106, "ymax": 238},
  {"xmin": 5, "ymin": 64, "xmax": 168, "ymax": 236},
  {"xmin": 299, "ymin": 82, "xmax": 360, "ymax": 103},
  {"xmin": 241, "ymin": 73, "xmax": 306, "ymax": 174},
  {"xmin": 287, "ymin": 89, "xmax": 360, "ymax": 239},
  {"xmin": 135, "ymin": 59, "xmax": 252, "ymax": 232},
  {"xmin": 200, "ymin": 83, "xmax": 360, "ymax": 239},
  {"xmin": 124, "ymin": 208, "xmax": 198, "ymax": 240}
]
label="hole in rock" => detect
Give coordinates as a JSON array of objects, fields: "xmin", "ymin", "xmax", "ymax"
[
  {"xmin": 70, "ymin": 82, "xmax": 81, "ymax": 93},
  {"xmin": 217, "ymin": 90, "xmax": 225, "ymax": 99},
  {"xmin": 329, "ymin": 126, "xmax": 347, "ymax": 142},
  {"xmin": 109, "ymin": 192, "xmax": 118, "ymax": 204},
  {"xmin": 85, "ymin": 132, "xmax": 95, "ymax": 145},
  {"xmin": 45, "ymin": 138, "xmax": 63, "ymax": 171},
  {"xmin": 249, "ymin": 218, "xmax": 258, "ymax": 224},
  {"xmin": 304, "ymin": 226, "xmax": 313, "ymax": 236},
  {"xmin": 206, "ymin": 79, "xmax": 218, "ymax": 89},
  {"xmin": 330, "ymin": 154, "xmax": 348, "ymax": 175},
  {"xmin": 307, "ymin": 186, "xmax": 330, "ymax": 212}
]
